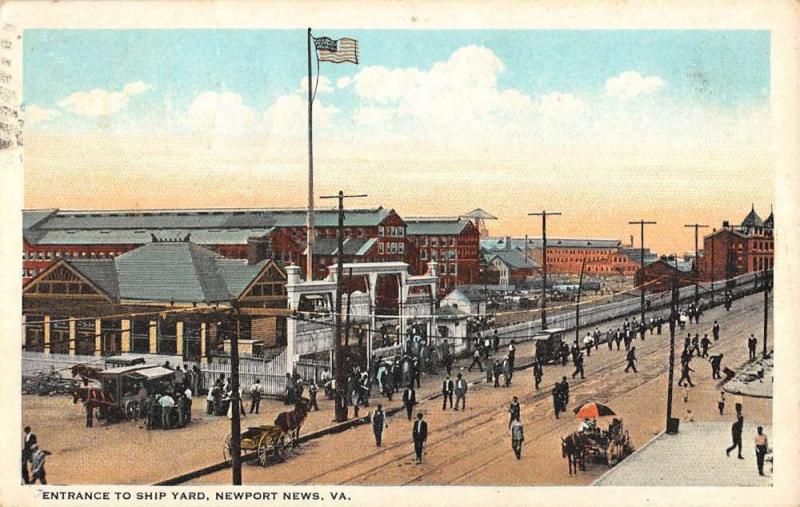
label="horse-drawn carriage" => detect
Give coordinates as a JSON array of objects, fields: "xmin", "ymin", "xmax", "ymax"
[
  {"xmin": 223, "ymin": 425, "xmax": 292, "ymax": 466},
  {"xmin": 581, "ymin": 419, "xmax": 634, "ymax": 466},
  {"xmin": 222, "ymin": 398, "xmax": 310, "ymax": 467},
  {"xmin": 533, "ymin": 328, "xmax": 566, "ymax": 364},
  {"xmin": 562, "ymin": 403, "xmax": 635, "ymax": 475},
  {"xmin": 72, "ymin": 363, "xmax": 176, "ymax": 422}
]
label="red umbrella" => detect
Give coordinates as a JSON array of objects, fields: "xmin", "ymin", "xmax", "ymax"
[{"xmin": 574, "ymin": 402, "xmax": 616, "ymax": 419}]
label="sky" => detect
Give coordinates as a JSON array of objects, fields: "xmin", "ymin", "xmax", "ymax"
[{"xmin": 22, "ymin": 29, "xmax": 773, "ymax": 254}]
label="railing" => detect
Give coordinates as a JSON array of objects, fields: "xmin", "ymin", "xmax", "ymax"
[{"xmin": 198, "ymin": 350, "xmax": 287, "ymax": 396}]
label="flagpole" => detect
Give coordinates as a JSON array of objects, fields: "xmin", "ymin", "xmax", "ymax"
[{"xmin": 306, "ymin": 27, "xmax": 315, "ymax": 281}]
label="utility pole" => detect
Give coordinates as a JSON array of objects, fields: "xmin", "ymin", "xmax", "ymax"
[
  {"xmin": 229, "ymin": 306, "xmax": 242, "ymax": 484},
  {"xmin": 529, "ymin": 210, "xmax": 561, "ymax": 330},
  {"xmin": 763, "ymin": 268, "xmax": 772, "ymax": 358},
  {"xmin": 666, "ymin": 274, "xmax": 678, "ymax": 433},
  {"xmin": 321, "ymin": 191, "xmax": 367, "ymax": 422},
  {"xmin": 629, "ymin": 220, "xmax": 657, "ymax": 326},
  {"xmin": 684, "ymin": 223, "xmax": 708, "ymax": 305},
  {"xmin": 574, "ymin": 256, "xmax": 587, "ymax": 347},
  {"xmin": 710, "ymin": 228, "xmax": 716, "ymax": 304}
]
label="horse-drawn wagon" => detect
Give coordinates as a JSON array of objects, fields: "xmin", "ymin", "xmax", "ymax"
[
  {"xmin": 533, "ymin": 328, "xmax": 566, "ymax": 364},
  {"xmin": 224, "ymin": 425, "xmax": 292, "ymax": 466}
]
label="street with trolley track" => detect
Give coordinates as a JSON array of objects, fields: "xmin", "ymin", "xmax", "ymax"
[{"xmin": 186, "ymin": 290, "xmax": 771, "ymax": 486}]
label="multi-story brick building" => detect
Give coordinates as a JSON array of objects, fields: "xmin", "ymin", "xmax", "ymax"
[
  {"xmin": 700, "ymin": 207, "xmax": 774, "ymax": 282},
  {"xmin": 481, "ymin": 237, "xmax": 640, "ymax": 276},
  {"xmin": 22, "ymin": 207, "xmax": 420, "ymax": 285},
  {"xmin": 405, "ymin": 218, "xmax": 480, "ymax": 295}
]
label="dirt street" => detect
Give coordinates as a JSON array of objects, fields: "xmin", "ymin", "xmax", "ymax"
[{"xmin": 192, "ymin": 293, "xmax": 771, "ymax": 486}]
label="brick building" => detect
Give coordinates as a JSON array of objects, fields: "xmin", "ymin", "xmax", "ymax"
[
  {"xmin": 405, "ymin": 218, "xmax": 480, "ymax": 295},
  {"xmin": 634, "ymin": 257, "xmax": 698, "ymax": 293},
  {"xmin": 481, "ymin": 237, "xmax": 640, "ymax": 276},
  {"xmin": 22, "ymin": 207, "xmax": 420, "ymax": 285},
  {"xmin": 700, "ymin": 207, "xmax": 775, "ymax": 282}
]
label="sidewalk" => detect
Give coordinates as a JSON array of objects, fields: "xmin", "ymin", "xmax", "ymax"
[
  {"xmin": 724, "ymin": 355, "xmax": 773, "ymax": 398},
  {"xmin": 594, "ymin": 422, "xmax": 773, "ymax": 487}
]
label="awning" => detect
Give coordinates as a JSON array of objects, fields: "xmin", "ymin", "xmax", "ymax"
[{"xmin": 131, "ymin": 366, "xmax": 175, "ymax": 380}]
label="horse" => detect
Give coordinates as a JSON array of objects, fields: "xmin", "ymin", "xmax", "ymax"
[
  {"xmin": 70, "ymin": 364, "xmax": 103, "ymax": 381},
  {"xmin": 561, "ymin": 432, "xmax": 588, "ymax": 475},
  {"xmin": 275, "ymin": 397, "xmax": 310, "ymax": 447}
]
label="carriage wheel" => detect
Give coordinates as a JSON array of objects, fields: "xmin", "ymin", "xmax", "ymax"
[
  {"xmin": 223, "ymin": 434, "xmax": 233, "ymax": 463},
  {"xmin": 125, "ymin": 401, "xmax": 140, "ymax": 421},
  {"xmin": 273, "ymin": 432, "xmax": 291, "ymax": 463},
  {"xmin": 257, "ymin": 434, "xmax": 272, "ymax": 467}
]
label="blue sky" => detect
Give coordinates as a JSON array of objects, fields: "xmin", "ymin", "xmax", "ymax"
[
  {"xmin": 22, "ymin": 30, "xmax": 773, "ymax": 254},
  {"xmin": 24, "ymin": 29, "xmax": 769, "ymax": 122}
]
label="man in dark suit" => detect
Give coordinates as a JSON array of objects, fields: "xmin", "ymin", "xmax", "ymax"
[
  {"xmin": 371, "ymin": 404, "xmax": 387, "ymax": 447},
  {"xmin": 454, "ymin": 373, "xmax": 468, "ymax": 411},
  {"xmin": 441, "ymin": 375, "xmax": 454, "ymax": 410},
  {"xmin": 726, "ymin": 404, "xmax": 745, "ymax": 459},
  {"xmin": 22, "ymin": 426, "xmax": 36, "ymax": 484},
  {"xmin": 412, "ymin": 412, "xmax": 428, "ymax": 464},
  {"xmin": 402, "ymin": 384, "xmax": 416, "ymax": 421}
]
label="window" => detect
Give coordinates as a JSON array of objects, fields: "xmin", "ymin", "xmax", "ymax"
[
  {"xmin": 378, "ymin": 226, "xmax": 385, "ymax": 237},
  {"xmin": 441, "ymin": 264, "xmax": 448, "ymax": 274},
  {"xmin": 389, "ymin": 242, "xmax": 397, "ymax": 253},
  {"xmin": 431, "ymin": 250, "xmax": 438, "ymax": 261},
  {"xmin": 449, "ymin": 249, "xmax": 456, "ymax": 260},
  {"xmin": 398, "ymin": 242, "xmax": 405, "ymax": 254},
  {"xmin": 379, "ymin": 242, "xmax": 384, "ymax": 254},
  {"xmin": 55, "ymin": 252, "xmax": 61, "ymax": 259},
  {"xmin": 450, "ymin": 238, "xmax": 456, "ymax": 247},
  {"xmin": 37, "ymin": 252, "xmax": 43, "ymax": 260},
  {"xmin": 421, "ymin": 250, "xmax": 427, "ymax": 260},
  {"xmin": 80, "ymin": 252, "xmax": 87, "ymax": 257},
  {"xmin": 398, "ymin": 227, "xmax": 405, "ymax": 237},
  {"xmin": 422, "ymin": 237, "xmax": 428, "ymax": 246},
  {"xmin": 44, "ymin": 251, "xmax": 51, "ymax": 259},
  {"xmin": 432, "ymin": 238, "xmax": 438, "ymax": 247}
]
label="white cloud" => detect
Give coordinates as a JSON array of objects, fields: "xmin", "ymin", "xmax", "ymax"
[
  {"xmin": 337, "ymin": 76, "xmax": 353, "ymax": 89},
  {"xmin": 263, "ymin": 94, "xmax": 337, "ymax": 138},
  {"xmin": 25, "ymin": 105, "xmax": 60, "ymax": 125},
  {"xmin": 537, "ymin": 92, "xmax": 585, "ymax": 116},
  {"xmin": 186, "ymin": 91, "xmax": 257, "ymax": 136},
  {"xmin": 605, "ymin": 71, "xmax": 665, "ymax": 100},
  {"xmin": 298, "ymin": 75, "xmax": 333, "ymax": 95},
  {"xmin": 57, "ymin": 81, "xmax": 152, "ymax": 117},
  {"xmin": 352, "ymin": 106, "xmax": 396, "ymax": 125}
]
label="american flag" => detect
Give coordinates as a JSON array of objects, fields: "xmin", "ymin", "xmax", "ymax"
[{"xmin": 314, "ymin": 36, "xmax": 359, "ymax": 64}]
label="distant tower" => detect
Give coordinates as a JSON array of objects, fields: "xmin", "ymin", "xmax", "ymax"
[{"xmin": 461, "ymin": 208, "xmax": 498, "ymax": 237}]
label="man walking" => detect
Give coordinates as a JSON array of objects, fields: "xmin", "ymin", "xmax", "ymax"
[
  {"xmin": 754, "ymin": 426, "xmax": 769, "ymax": 476},
  {"xmin": 249, "ymin": 379, "xmax": 262, "ymax": 414},
  {"xmin": 455, "ymin": 373, "xmax": 468, "ymax": 411},
  {"xmin": 625, "ymin": 346, "xmax": 637, "ymax": 373},
  {"xmin": 583, "ymin": 332, "xmax": 593, "ymax": 357},
  {"xmin": 22, "ymin": 426, "xmax": 36, "ymax": 484},
  {"xmin": 441, "ymin": 375, "xmax": 454, "ymax": 410},
  {"xmin": 371, "ymin": 404, "xmax": 387, "ymax": 447},
  {"xmin": 701, "ymin": 334, "xmax": 711, "ymax": 358},
  {"xmin": 748, "ymin": 334, "xmax": 758, "ymax": 360},
  {"xmin": 678, "ymin": 360, "xmax": 695, "ymax": 387},
  {"xmin": 710, "ymin": 353, "xmax": 724, "ymax": 379},
  {"xmin": 571, "ymin": 351, "xmax": 585, "ymax": 380},
  {"xmin": 552, "ymin": 383, "xmax": 562, "ymax": 419},
  {"xmin": 508, "ymin": 396, "xmax": 521, "ymax": 429},
  {"xmin": 29, "ymin": 445, "xmax": 46, "ymax": 484},
  {"xmin": 726, "ymin": 404, "xmax": 744, "ymax": 459},
  {"xmin": 402, "ymin": 384, "xmax": 416, "ymax": 421},
  {"xmin": 412, "ymin": 412, "xmax": 428, "ymax": 464},
  {"xmin": 712, "ymin": 320, "xmax": 720, "ymax": 341},
  {"xmin": 510, "ymin": 418, "xmax": 525, "ymax": 460},
  {"xmin": 615, "ymin": 328, "xmax": 623, "ymax": 350},
  {"xmin": 468, "ymin": 347, "xmax": 484, "ymax": 372},
  {"xmin": 308, "ymin": 380, "xmax": 319, "ymax": 411},
  {"xmin": 532, "ymin": 357, "xmax": 543, "ymax": 390},
  {"xmin": 493, "ymin": 359, "xmax": 501, "ymax": 388}
]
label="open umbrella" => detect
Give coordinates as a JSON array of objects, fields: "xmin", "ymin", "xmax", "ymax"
[{"xmin": 574, "ymin": 402, "xmax": 616, "ymax": 419}]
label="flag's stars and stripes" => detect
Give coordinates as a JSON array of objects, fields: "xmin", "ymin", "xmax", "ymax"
[{"xmin": 314, "ymin": 36, "xmax": 359, "ymax": 64}]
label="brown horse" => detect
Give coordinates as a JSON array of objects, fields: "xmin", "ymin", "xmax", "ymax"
[
  {"xmin": 561, "ymin": 431, "xmax": 588, "ymax": 475},
  {"xmin": 71, "ymin": 364, "xmax": 103, "ymax": 382},
  {"xmin": 275, "ymin": 397, "xmax": 310, "ymax": 447}
]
